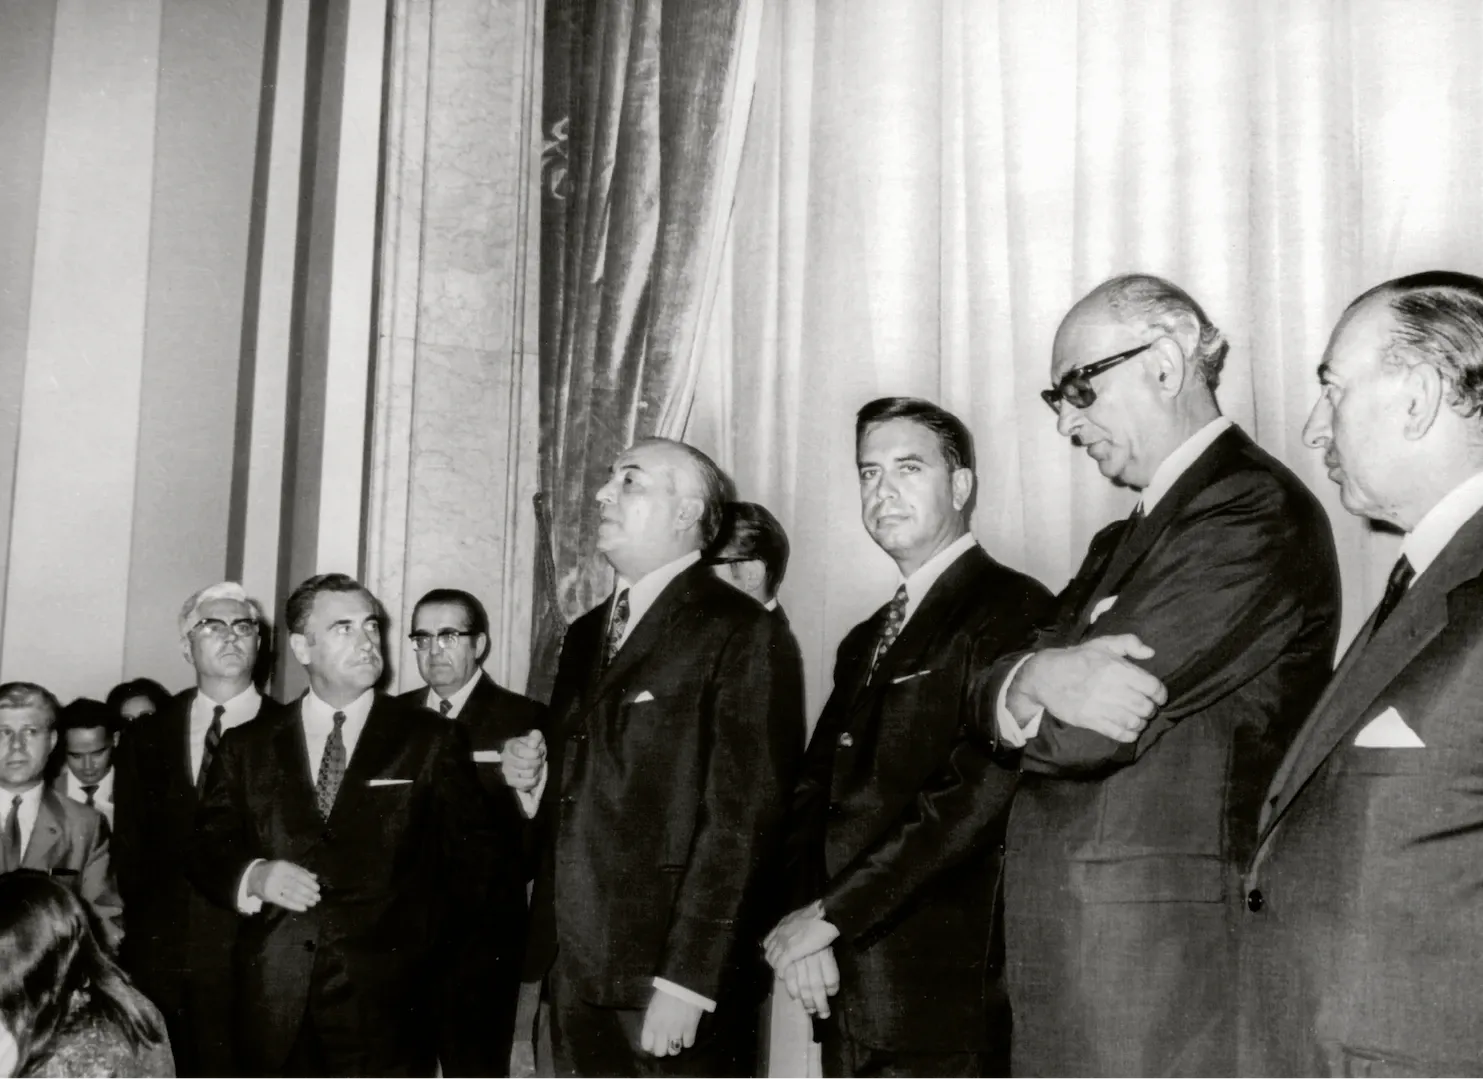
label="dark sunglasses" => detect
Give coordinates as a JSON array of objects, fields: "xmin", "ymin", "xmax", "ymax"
[{"xmin": 1040, "ymin": 342, "xmax": 1154, "ymax": 413}]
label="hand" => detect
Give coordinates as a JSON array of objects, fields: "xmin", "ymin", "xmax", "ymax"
[
  {"xmin": 781, "ymin": 949, "xmax": 840, "ymax": 1018},
  {"xmin": 247, "ymin": 860, "xmax": 321, "ymax": 912},
  {"xmin": 1011, "ymin": 635, "xmax": 1167, "ymax": 742},
  {"xmin": 640, "ymin": 987, "xmax": 703, "ymax": 1058},
  {"xmin": 501, "ymin": 729, "xmax": 546, "ymax": 792},
  {"xmin": 763, "ymin": 900, "xmax": 841, "ymax": 973}
]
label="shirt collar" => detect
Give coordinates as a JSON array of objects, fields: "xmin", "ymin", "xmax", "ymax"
[
  {"xmin": 66, "ymin": 768, "xmax": 113, "ymax": 800},
  {"xmin": 1139, "ymin": 417, "xmax": 1234, "ymax": 514},
  {"xmin": 303, "ymin": 687, "xmax": 376, "ymax": 728},
  {"xmin": 0, "ymin": 781, "xmax": 46, "ymax": 813},
  {"xmin": 764, "ymin": 597, "xmax": 779, "ymax": 612},
  {"xmin": 898, "ymin": 531, "xmax": 978, "ymax": 623},
  {"xmin": 195, "ymin": 684, "xmax": 262, "ymax": 724},
  {"xmin": 1402, "ymin": 469, "xmax": 1483, "ymax": 578},
  {"xmin": 426, "ymin": 671, "xmax": 482, "ymax": 718},
  {"xmin": 615, "ymin": 550, "xmax": 703, "ymax": 633}
]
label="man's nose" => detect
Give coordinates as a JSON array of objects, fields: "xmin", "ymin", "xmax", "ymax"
[
  {"xmin": 1056, "ymin": 403, "xmax": 1084, "ymax": 440},
  {"xmin": 1302, "ymin": 397, "xmax": 1330, "ymax": 449}
]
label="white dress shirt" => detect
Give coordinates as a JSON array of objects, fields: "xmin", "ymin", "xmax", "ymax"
[
  {"xmin": 0, "ymin": 782, "xmax": 46, "ymax": 861},
  {"xmin": 893, "ymin": 531, "xmax": 979, "ymax": 628},
  {"xmin": 998, "ymin": 417, "xmax": 1238, "ymax": 746},
  {"xmin": 611, "ymin": 549, "xmax": 703, "ymax": 649},
  {"xmin": 1402, "ymin": 469, "xmax": 1483, "ymax": 579},
  {"xmin": 191, "ymin": 685, "xmax": 263, "ymax": 780},
  {"xmin": 424, "ymin": 671, "xmax": 481, "ymax": 720},
  {"xmin": 235, "ymin": 688, "xmax": 376, "ymax": 913},
  {"xmin": 62, "ymin": 767, "xmax": 114, "ymax": 826}
]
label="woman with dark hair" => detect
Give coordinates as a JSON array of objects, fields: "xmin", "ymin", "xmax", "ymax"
[
  {"xmin": 103, "ymin": 679, "xmax": 172, "ymax": 725},
  {"xmin": 0, "ymin": 871, "xmax": 173, "ymax": 1077}
]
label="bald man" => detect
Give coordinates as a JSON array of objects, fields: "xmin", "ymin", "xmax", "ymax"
[{"xmin": 516, "ymin": 438, "xmax": 804, "ymax": 1076}]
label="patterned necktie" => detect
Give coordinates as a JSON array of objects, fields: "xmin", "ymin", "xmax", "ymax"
[
  {"xmin": 603, "ymin": 589, "xmax": 631, "ymax": 667},
  {"xmin": 82, "ymin": 784, "xmax": 98, "ymax": 807},
  {"xmin": 198, "ymin": 704, "xmax": 225, "ymax": 793},
  {"xmin": 438, "ymin": 698, "xmax": 452, "ymax": 717},
  {"xmin": 1370, "ymin": 555, "xmax": 1415, "ymax": 639},
  {"xmin": 315, "ymin": 711, "xmax": 348, "ymax": 820},
  {"xmin": 1, "ymin": 795, "xmax": 21, "ymax": 871},
  {"xmin": 869, "ymin": 586, "xmax": 910, "ymax": 680}
]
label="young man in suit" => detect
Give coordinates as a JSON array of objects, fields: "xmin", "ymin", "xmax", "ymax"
[
  {"xmin": 52, "ymin": 698, "xmax": 119, "ymax": 827},
  {"xmin": 763, "ymin": 398, "xmax": 1053, "ymax": 1077},
  {"xmin": 112, "ymin": 581, "xmax": 274, "ymax": 1077},
  {"xmin": 0, "ymin": 682, "xmax": 122, "ymax": 946},
  {"xmin": 985, "ymin": 275, "xmax": 1340, "ymax": 1076},
  {"xmin": 706, "ymin": 501, "xmax": 792, "ymax": 612},
  {"xmin": 1244, "ymin": 272, "xmax": 1483, "ymax": 1075},
  {"xmin": 189, "ymin": 573, "xmax": 515, "ymax": 1076},
  {"xmin": 396, "ymin": 587, "xmax": 545, "ymax": 1076},
  {"xmin": 511, "ymin": 438, "xmax": 804, "ymax": 1076}
]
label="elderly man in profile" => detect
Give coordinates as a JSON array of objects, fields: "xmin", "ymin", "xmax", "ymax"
[
  {"xmin": 988, "ymin": 275, "xmax": 1340, "ymax": 1075},
  {"xmin": 1243, "ymin": 272, "xmax": 1483, "ymax": 1076},
  {"xmin": 511, "ymin": 437, "xmax": 803, "ymax": 1077}
]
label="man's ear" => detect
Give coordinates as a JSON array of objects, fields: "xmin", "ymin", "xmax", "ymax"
[
  {"xmin": 951, "ymin": 468, "xmax": 974, "ymax": 512},
  {"xmin": 739, "ymin": 560, "xmax": 768, "ymax": 594},
  {"xmin": 475, "ymin": 632, "xmax": 490, "ymax": 664},
  {"xmin": 1401, "ymin": 360, "xmax": 1446, "ymax": 441},
  {"xmin": 289, "ymin": 632, "xmax": 312, "ymax": 667},
  {"xmin": 1152, "ymin": 334, "xmax": 1188, "ymax": 395},
  {"xmin": 675, "ymin": 495, "xmax": 704, "ymax": 532}
]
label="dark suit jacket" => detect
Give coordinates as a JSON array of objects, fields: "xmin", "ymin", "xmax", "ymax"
[
  {"xmin": 1243, "ymin": 506, "xmax": 1483, "ymax": 1076},
  {"xmin": 22, "ymin": 787, "xmax": 123, "ymax": 947},
  {"xmin": 189, "ymin": 693, "xmax": 512, "ymax": 1075},
  {"xmin": 113, "ymin": 689, "xmax": 272, "ymax": 999},
  {"xmin": 526, "ymin": 562, "xmax": 805, "ymax": 1010},
  {"xmin": 786, "ymin": 544, "xmax": 1052, "ymax": 1053},
  {"xmin": 991, "ymin": 426, "xmax": 1340, "ymax": 1077}
]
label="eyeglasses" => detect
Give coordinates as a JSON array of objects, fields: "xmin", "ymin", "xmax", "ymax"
[
  {"xmin": 408, "ymin": 630, "xmax": 478, "ymax": 652},
  {"xmin": 1040, "ymin": 342, "xmax": 1154, "ymax": 414},
  {"xmin": 190, "ymin": 617, "xmax": 259, "ymax": 640}
]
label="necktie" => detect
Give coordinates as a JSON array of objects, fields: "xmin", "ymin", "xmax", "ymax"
[
  {"xmin": 603, "ymin": 589, "xmax": 631, "ymax": 667},
  {"xmin": 1, "ymin": 795, "xmax": 21, "ymax": 871},
  {"xmin": 198, "ymin": 704, "xmax": 224, "ymax": 793},
  {"xmin": 1370, "ymin": 555, "xmax": 1416, "ymax": 639},
  {"xmin": 82, "ymin": 784, "xmax": 98, "ymax": 807},
  {"xmin": 316, "ymin": 711, "xmax": 348, "ymax": 820},
  {"xmin": 438, "ymin": 698, "xmax": 452, "ymax": 717},
  {"xmin": 869, "ymin": 586, "xmax": 910, "ymax": 681}
]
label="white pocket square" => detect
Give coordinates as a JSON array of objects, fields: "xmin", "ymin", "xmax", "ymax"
[
  {"xmin": 629, "ymin": 690, "xmax": 655, "ymax": 704},
  {"xmin": 1089, "ymin": 595, "xmax": 1119, "ymax": 624},
  {"xmin": 1353, "ymin": 706, "xmax": 1426, "ymax": 748},
  {"xmin": 367, "ymin": 777, "xmax": 412, "ymax": 787},
  {"xmin": 890, "ymin": 669, "xmax": 933, "ymax": 685},
  {"xmin": 472, "ymin": 749, "xmax": 502, "ymax": 763}
]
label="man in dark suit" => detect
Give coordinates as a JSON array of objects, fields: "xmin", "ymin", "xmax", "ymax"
[
  {"xmin": 761, "ymin": 398, "xmax": 1052, "ymax": 1077},
  {"xmin": 706, "ymin": 501, "xmax": 792, "ymax": 613},
  {"xmin": 112, "ymin": 581, "xmax": 274, "ymax": 1076},
  {"xmin": 512, "ymin": 438, "xmax": 803, "ymax": 1076},
  {"xmin": 1243, "ymin": 271, "xmax": 1483, "ymax": 1075},
  {"xmin": 189, "ymin": 573, "xmax": 513, "ymax": 1077},
  {"xmin": 395, "ymin": 586, "xmax": 546, "ymax": 1076},
  {"xmin": 52, "ymin": 698, "xmax": 119, "ymax": 828},
  {"xmin": 989, "ymin": 275, "xmax": 1341, "ymax": 1076},
  {"xmin": 0, "ymin": 682, "xmax": 123, "ymax": 945}
]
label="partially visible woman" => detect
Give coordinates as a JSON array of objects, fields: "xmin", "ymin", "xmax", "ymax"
[
  {"xmin": 103, "ymin": 679, "xmax": 172, "ymax": 725},
  {"xmin": 0, "ymin": 871, "xmax": 174, "ymax": 1078}
]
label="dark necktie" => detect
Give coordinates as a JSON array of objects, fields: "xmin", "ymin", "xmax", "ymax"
[
  {"xmin": 82, "ymin": 784, "xmax": 98, "ymax": 807},
  {"xmin": 1370, "ymin": 555, "xmax": 1416, "ymax": 639},
  {"xmin": 438, "ymin": 698, "xmax": 452, "ymax": 717},
  {"xmin": 316, "ymin": 711, "xmax": 348, "ymax": 820},
  {"xmin": 1, "ymin": 795, "xmax": 21, "ymax": 871},
  {"xmin": 869, "ymin": 586, "xmax": 910, "ymax": 681},
  {"xmin": 603, "ymin": 589, "xmax": 631, "ymax": 667},
  {"xmin": 198, "ymin": 704, "xmax": 224, "ymax": 793}
]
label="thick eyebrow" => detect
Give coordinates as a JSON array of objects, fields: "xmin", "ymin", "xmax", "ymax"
[{"xmin": 857, "ymin": 451, "xmax": 930, "ymax": 470}]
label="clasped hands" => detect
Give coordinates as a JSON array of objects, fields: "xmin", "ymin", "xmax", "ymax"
[{"xmin": 763, "ymin": 900, "xmax": 841, "ymax": 1018}]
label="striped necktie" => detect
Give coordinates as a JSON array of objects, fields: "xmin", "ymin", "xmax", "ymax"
[
  {"xmin": 197, "ymin": 705, "xmax": 224, "ymax": 793},
  {"xmin": 315, "ymin": 711, "xmax": 348, "ymax": 820}
]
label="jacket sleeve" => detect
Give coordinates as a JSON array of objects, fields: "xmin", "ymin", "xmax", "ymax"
[
  {"xmin": 108, "ymin": 725, "xmax": 146, "ymax": 905},
  {"xmin": 79, "ymin": 814, "xmax": 124, "ymax": 950}
]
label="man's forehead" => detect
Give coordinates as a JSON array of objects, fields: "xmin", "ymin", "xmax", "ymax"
[
  {"xmin": 1052, "ymin": 304, "xmax": 1137, "ymax": 375},
  {"xmin": 311, "ymin": 589, "xmax": 377, "ymax": 622},
  {"xmin": 413, "ymin": 601, "xmax": 472, "ymax": 631},
  {"xmin": 65, "ymin": 727, "xmax": 109, "ymax": 749},
  {"xmin": 0, "ymin": 707, "xmax": 49, "ymax": 728},
  {"xmin": 859, "ymin": 418, "xmax": 946, "ymax": 464},
  {"xmin": 199, "ymin": 596, "xmax": 253, "ymax": 618},
  {"xmin": 1324, "ymin": 298, "xmax": 1395, "ymax": 375},
  {"xmin": 613, "ymin": 443, "xmax": 692, "ymax": 491}
]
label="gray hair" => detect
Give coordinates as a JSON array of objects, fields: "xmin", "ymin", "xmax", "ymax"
[
  {"xmin": 632, "ymin": 438, "xmax": 735, "ymax": 549},
  {"xmin": 1363, "ymin": 271, "xmax": 1483, "ymax": 421},
  {"xmin": 1096, "ymin": 273, "xmax": 1230, "ymax": 391},
  {"xmin": 179, "ymin": 581, "xmax": 264, "ymax": 638}
]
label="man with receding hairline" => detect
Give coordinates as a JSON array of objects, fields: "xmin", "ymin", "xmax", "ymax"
[{"xmin": 511, "ymin": 437, "xmax": 803, "ymax": 1076}]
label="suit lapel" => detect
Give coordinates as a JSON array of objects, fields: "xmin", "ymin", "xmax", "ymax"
[
  {"xmin": 273, "ymin": 701, "xmax": 324, "ymax": 839},
  {"xmin": 329, "ymin": 696, "xmax": 404, "ymax": 826},
  {"xmin": 1261, "ymin": 508, "xmax": 1483, "ymax": 839},
  {"xmin": 583, "ymin": 568, "xmax": 699, "ymax": 709},
  {"xmin": 22, "ymin": 790, "xmax": 65, "ymax": 868},
  {"xmin": 177, "ymin": 690, "xmax": 199, "ymax": 790}
]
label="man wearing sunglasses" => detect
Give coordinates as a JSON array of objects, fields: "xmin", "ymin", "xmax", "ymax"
[
  {"xmin": 396, "ymin": 587, "xmax": 545, "ymax": 1077},
  {"xmin": 991, "ymin": 274, "xmax": 1342, "ymax": 1076}
]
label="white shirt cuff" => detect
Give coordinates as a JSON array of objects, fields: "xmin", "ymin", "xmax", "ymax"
[
  {"xmin": 652, "ymin": 977, "xmax": 717, "ymax": 1013},
  {"xmin": 996, "ymin": 654, "xmax": 1044, "ymax": 748},
  {"xmin": 516, "ymin": 765, "xmax": 548, "ymax": 818},
  {"xmin": 236, "ymin": 859, "xmax": 265, "ymax": 914}
]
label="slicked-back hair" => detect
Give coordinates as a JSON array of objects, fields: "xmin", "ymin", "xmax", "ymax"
[
  {"xmin": 178, "ymin": 581, "xmax": 265, "ymax": 639},
  {"xmin": 1358, "ymin": 270, "xmax": 1483, "ymax": 420},
  {"xmin": 707, "ymin": 502, "xmax": 792, "ymax": 598},
  {"xmin": 412, "ymin": 588, "xmax": 490, "ymax": 638},
  {"xmin": 1096, "ymin": 273, "xmax": 1230, "ymax": 391},
  {"xmin": 58, "ymin": 698, "xmax": 118, "ymax": 739},
  {"xmin": 0, "ymin": 683, "xmax": 62, "ymax": 727},
  {"xmin": 632, "ymin": 437, "xmax": 736, "ymax": 549},
  {"xmin": 856, "ymin": 397, "xmax": 976, "ymax": 474},
  {"xmin": 286, "ymin": 573, "xmax": 373, "ymax": 636}
]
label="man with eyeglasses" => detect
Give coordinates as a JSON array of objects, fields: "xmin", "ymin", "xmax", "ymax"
[
  {"xmin": 396, "ymin": 587, "xmax": 545, "ymax": 1077},
  {"xmin": 110, "ymin": 580, "xmax": 275, "ymax": 1077},
  {"xmin": 989, "ymin": 274, "xmax": 1341, "ymax": 1075}
]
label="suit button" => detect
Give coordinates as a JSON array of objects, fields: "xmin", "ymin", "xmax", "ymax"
[
  {"xmin": 827, "ymin": 801, "xmax": 841, "ymax": 816},
  {"xmin": 837, "ymin": 732, "xmax": 854, "ymax": 748},
  {"xmin": 1246, "ymin": 889, "xmax": 1264, "ymax": 913},
  {"xmin": 304, "ymin": 940, "xmax": 316, "ymax": 952}
]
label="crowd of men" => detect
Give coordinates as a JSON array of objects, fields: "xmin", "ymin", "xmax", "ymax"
[{"xmin": 1, "ymin": 268, "xmax": 1481, "ymax": 1078}]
